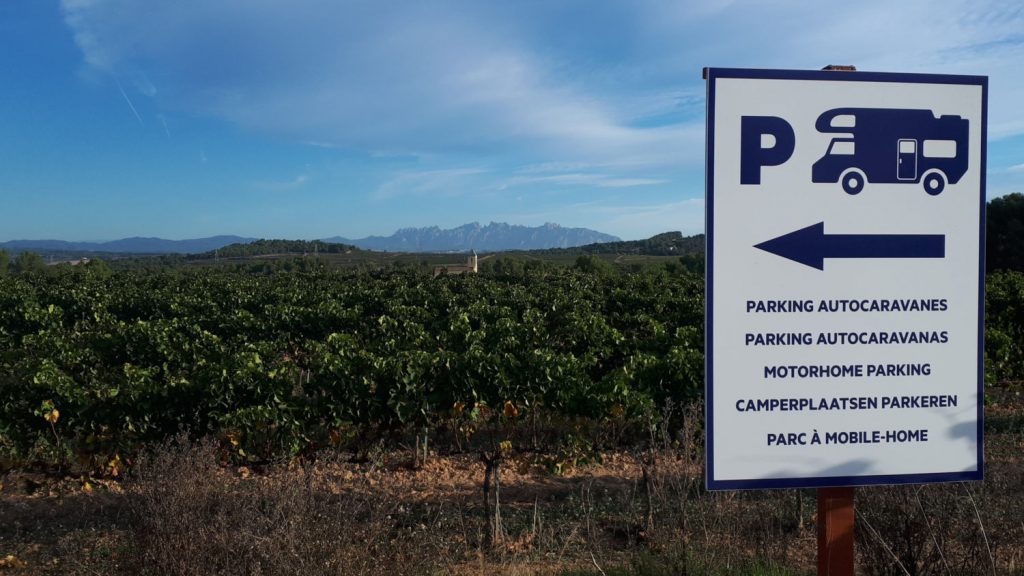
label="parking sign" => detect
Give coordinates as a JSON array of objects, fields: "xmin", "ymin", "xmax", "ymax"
[{"xmin": 705, "ymin": 68, "xmax": 986, "ymax": 490}]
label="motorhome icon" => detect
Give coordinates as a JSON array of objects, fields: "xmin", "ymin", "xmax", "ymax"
[{"xmin": 811, "ymin": 108, "xmax": 968, "ymax": 195}]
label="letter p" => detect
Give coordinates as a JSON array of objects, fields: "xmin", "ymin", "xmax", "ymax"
[{"xmin": 740, "ymin": 116, "xmax": 795, "ymax": 185}]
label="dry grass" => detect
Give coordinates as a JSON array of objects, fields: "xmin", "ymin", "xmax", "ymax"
[{"xmin": 1, "ymin": 398, "xmax": 1023, "ymax": 576}]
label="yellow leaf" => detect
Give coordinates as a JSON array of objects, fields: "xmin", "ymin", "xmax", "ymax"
[
  {"xmin": 44, "ymin": 409, "xmax": 60, "ymax": 424},
  {"xmin": 107, "ymin": 454, "xmax": 122, "ymax": 477},
  {"xmin": 0, "ymin": 555, "xmax": 26, "ymax": 568},
  {"xmin": 503, "ymin": 400, "xmax": 519, "ymax": 419}
]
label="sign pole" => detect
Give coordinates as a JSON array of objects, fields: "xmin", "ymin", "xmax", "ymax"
[
  {"xmin": 816, "ymin": 64, "xmax": 857, "ymax": 576},
  {"xmin": 817, "ymin": 487, "xmax": 855, "ymax": 576}
]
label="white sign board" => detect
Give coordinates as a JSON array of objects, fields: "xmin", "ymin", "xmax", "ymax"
[{"xmin": 705, "ymin": 68, "xmax": 986, "ymax": 490}]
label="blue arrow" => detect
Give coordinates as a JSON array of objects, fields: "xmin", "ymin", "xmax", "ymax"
[{"xmin": 754, "ymin": 222, "xmax": 945, "ymax": 270}]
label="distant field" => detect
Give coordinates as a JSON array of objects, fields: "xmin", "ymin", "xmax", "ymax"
[{"xmin": 128, "ymin": 248, "xmax": 696, "ymax": 272}]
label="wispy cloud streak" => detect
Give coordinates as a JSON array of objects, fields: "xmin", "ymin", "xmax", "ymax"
[{"xmin": 115, "ymin": 79, "xmax": 144, "ymax": 126}]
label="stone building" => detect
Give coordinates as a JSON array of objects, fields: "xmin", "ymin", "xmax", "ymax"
[{"xmin": 433, "ymin": 250, "xmax": 478, "ymax": 277}]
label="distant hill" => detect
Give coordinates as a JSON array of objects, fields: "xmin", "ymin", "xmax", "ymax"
[
  {"xmin": 324, "ymin": 222, "xmax": 620, "ymax": 252},
  {"xmin": 0, "ymin": 223, "xmax": 626, "ymax": 257},
  {"xmin": 0, "ymin": 235, "xmax": 255, "ymax": 255},
  {"xmin": 191, "ymin": 239, "xmax": 358, "ymax": 259},
  {"xmin": 535, "ymin": 231, "xmax": 704, "ymax": 256}
]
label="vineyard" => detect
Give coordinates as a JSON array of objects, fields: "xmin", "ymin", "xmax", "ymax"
[
  {"xmin": 3, "ymin": 264, "xmax": 1024, "ymax": 575},
  {"xmin": 0, "ymin": 265, "xmax": 707, "ymax": 465},
  {"xmin": 3, "ymin": 264, "xmax": 1024, "ymax": 467}
]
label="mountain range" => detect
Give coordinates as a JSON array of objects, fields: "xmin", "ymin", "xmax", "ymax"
[
  {"xmin": 1, "ymin": 223, "xmax": 620, "ymax": 255},
  {"xmin": 0, "ymin": 235, "xmax": 255, "ymax": 255},
  {"xmin": 325, "ymin": 222, "xmax": 620, "ymax": 252}
]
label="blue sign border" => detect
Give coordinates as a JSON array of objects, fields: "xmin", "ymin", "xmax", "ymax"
[{"xmin": 704, "ymin": 67, "xmax": 988, "ymax": 491}]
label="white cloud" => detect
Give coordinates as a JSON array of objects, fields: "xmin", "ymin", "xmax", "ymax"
[
  {"xmin": 593, "ymin": 199, "xmax": 705, "ymax": 238},
  {"xmin": 502, "ymin": 173, "xmax": 668, "ymax": 189},
  {"xmin": 636, "ymin": 0, "xmax": 1024, "ymax": 138},
  {"xmin": 251, "ymin": 174, "xmax": 309, "ymax": 192},
  {"xmin": 1008, "ymin": 163, "xmax": 1024, "ymax": 173},
  {"xmin": 60, "ymin": 0, "xmax": 699, "ymax": 167},
  {"xmin": 58, "ymin": 0, "xmax": 1024, "ymax": 149},
  {"xmin": 56, "ymin": 0, "xmax": 1024, "ymax": 239},
  {"xmin": 601, "ymin": 178, "xmax": 669, "ymax": 188},
  {"xmin": 373, "ymin": 168, "xmax": 488, "ymax": 200},
  {"xmin": 495, "ymin": 198, "xmax": 705, "ymax": 239}
]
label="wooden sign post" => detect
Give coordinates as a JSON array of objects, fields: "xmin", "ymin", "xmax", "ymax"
[
  {"xmin": 817, "ymin": 487, "xmax": 854, "ymax": 576},
  {"xmin": 816, "ymin": 64, "xmax": 855, "ymax": 576}
]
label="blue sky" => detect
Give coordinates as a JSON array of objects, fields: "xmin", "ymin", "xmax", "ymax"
[{"xmin": 2, "ymin": 1, "xmax": 1023, "ymax": 241}]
